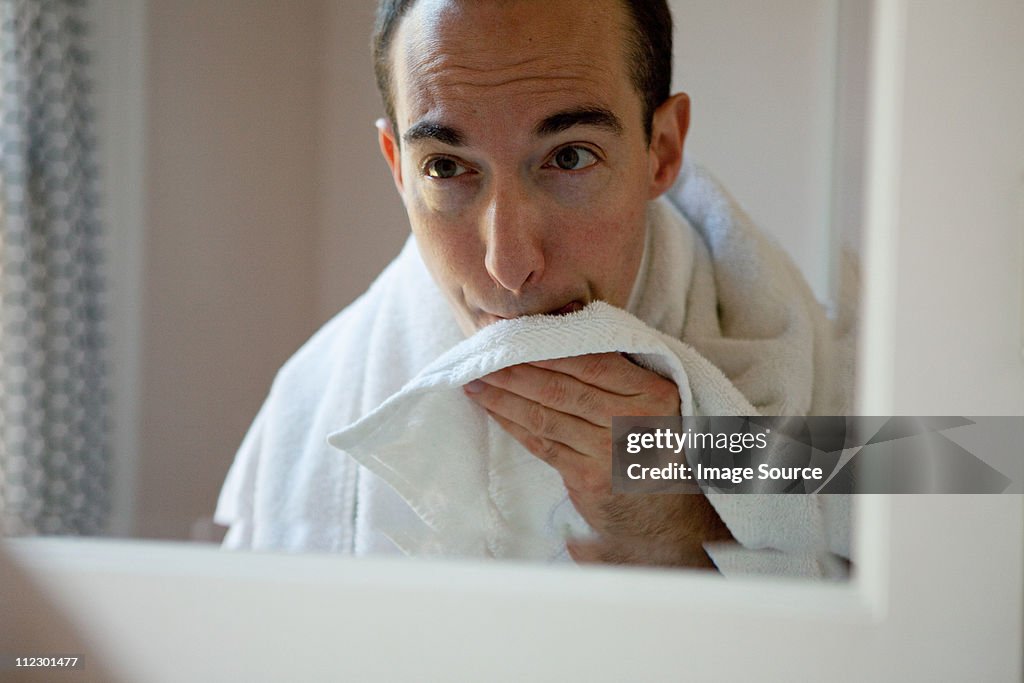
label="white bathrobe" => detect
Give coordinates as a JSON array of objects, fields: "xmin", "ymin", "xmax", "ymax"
[{"xmin": 215, "ymin": 162, "xmax": 855, "ymax": 576}]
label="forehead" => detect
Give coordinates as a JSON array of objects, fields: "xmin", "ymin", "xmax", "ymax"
[{"xmin": 391, "ymin": 0, "xmax": 639, "ymax": 137}]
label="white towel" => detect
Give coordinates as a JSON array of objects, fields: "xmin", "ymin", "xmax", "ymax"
[
  {"xmin": 327, "ymin": 300, "xmax": 757, "ymax": 560},
  {"xmin": 327, "ymin": 162, "xmax": 854, "ymax": 572}
]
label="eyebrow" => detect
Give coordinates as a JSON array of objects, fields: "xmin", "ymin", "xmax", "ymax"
[
  {"xmin": 403, "ymin": 121, "xmax": 465, "ymax": 147},
  {"xmin": 534, "ymin": 106, "xmax": 623, "ymax": 137},
  {"xmin": 401, "ymin": 105, "xmax": 624, "ymax": 148}
]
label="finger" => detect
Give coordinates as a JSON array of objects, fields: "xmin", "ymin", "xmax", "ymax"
[
  {"xmin": 529, "ymin": 354, "xmax": 680, "ymax": 415},
  {"xmin": 486, "ymin": 409, "xmax": 585, "ymax": 480},
  {"xmin": 478, "ymin": 363, "xmax": 618, "ymax": 427},
  {"xmin": 528, "ymin": 353, "xmax": 660, "ymax": 396},
  {"xmin": 488, "ymin": 407, "xmax": 611, "ymax": 500},
  {"xmin": 465, "ymin": 382, "xmax": 609, "ymax": 458}
]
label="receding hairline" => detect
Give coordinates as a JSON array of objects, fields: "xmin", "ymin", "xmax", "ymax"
[{"xmin": 378, "ymin": 0, "xmax": 661, "ymax": 142}]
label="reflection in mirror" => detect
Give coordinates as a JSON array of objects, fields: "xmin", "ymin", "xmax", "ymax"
[{"xmin": 1, "ymin": 0, "xmax": 866, "ymax": 579}]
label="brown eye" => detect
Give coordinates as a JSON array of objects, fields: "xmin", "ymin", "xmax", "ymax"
[
  {"xmin": 550, "ymin": 145, "xmax": 598, "ymax": 171},
  {"xmin": 426, "ymin": 157, "xmax": 467, "ymax": 178}
]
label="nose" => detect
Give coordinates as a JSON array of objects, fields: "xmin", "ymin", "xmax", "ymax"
[{"xmin": 483, "ymin": 181, "xmax": 545, "ymax": 293}]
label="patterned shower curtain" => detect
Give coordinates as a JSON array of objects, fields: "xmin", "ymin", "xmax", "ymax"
[{"xmin": 0, "ymin": 0, "xmax": 108, "ymax": 535}]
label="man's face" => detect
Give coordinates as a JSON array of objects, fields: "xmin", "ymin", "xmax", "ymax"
[{"xmin": 381, "ymin": 0, "xmax": 684, "ymax": 334}]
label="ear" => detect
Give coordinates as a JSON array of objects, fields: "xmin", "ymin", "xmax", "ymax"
[
  {"xmin": 646, "ymin": 93, "xmax": 690, "ymax": 199},
  {"xmin": 376, "ymin": 117, "xmax": 405, "ymax": 195}
]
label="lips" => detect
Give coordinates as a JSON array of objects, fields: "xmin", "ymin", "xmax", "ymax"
[
  {"xmin": 547, "ymin": 300, "xmax": 585, "ymax": 316},
  {"xmin": 478, "ymin": 300, "xmax": 586, "ymax": 325}
]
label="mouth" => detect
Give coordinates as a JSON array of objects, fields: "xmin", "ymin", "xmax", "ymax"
[
  {"xmin": 546, "ymin": 300, "xmax": 585, "ymax": 316},
  {"xmin": 479, "ymin": 296, "xmax": 593, "ymax": 327},
  {"xmin": 477, "ymin": 300, "xmax": 587, "ymax": 327}
]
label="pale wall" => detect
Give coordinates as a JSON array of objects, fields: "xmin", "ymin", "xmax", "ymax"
[
  {"xmin": 136, "ymin": 0, "xmax": 324, "ymax": 538},
  {"xmin": 314, "ymin": 1, "xmax": 409, "ymax": 325},
  {"xmin": 674, "ymin": 0, "xmax": 841, "ymax": 297}
]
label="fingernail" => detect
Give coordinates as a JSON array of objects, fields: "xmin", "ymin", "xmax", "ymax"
[{"xmin": 464, "ymin": 380, "xmax": 486, "ymax": 394}]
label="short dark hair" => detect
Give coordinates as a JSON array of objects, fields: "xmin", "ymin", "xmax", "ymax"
[{"xmin": 372, "ymin": 0, "xmax": 673, "ymax": 142}]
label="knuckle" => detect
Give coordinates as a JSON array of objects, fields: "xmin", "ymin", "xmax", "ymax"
[
  {"xmin": 526, "ymin": 401, "xmax": 550, "ymax": 435},
  {"xmin": 618, "ymin": 362, "xmax": 641, "ymax": 388},
  {"xmin": 580, "ymin": 355, "xmax": 607, "ymax": 384},
  {"xmin": 575, "ymin": 387, "xmax": 603, "ymax": 415},
  {"xmin": 539, "ymin": 374, "xmax": 569, "ymax": 407},
  {"xmin": 536, "ymin": 437, "xmax": 561, "ymax": 463},
  {"xmin": 522, "ymin": 432, "xmax": 544, "ymax": 454},
  {"xmin": 528, "ymin": 436, "xmax": 561, "ymax": 466}
]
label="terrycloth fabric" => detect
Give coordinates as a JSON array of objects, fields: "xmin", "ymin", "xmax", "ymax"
[
  {"xmin": 668, "ymin": 162, "xmax": 856, "ymax": 573},
  {"xmin": 673, "ymin": 163, "xmax": 854, "ymax": 418},
  {"xmin": 215, "ymin": 161, "xmax": 854, "ymax": 575},
  {"xmin": 326, "ymin": 299, "xmax": 756, "ymax": 561}
]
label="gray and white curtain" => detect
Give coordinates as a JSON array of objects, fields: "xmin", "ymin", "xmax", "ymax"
[{"xmin": 0, "ymin": 0, "xmax": 108, "ymax": 535}]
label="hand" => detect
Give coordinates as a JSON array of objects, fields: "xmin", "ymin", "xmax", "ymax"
[{"xmin": 463, "ymin": 352, "xmax": 733, "ymax": 568}]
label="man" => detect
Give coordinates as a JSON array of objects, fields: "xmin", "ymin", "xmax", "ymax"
[{"xmin": 216, "ymin": 0, "xmax": 852, "ymax": 573}]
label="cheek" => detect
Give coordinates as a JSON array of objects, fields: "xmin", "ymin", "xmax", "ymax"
[
  {"xmin": 405, "ymin": 192, "xmax": 484, "ymax": 286},
  {"xmin": 558, "ymin": 186, "xmax": 647, "ymax": 253},
  {"xmin": 553, "ymin": 199, "xmax": 647, "ymax": 302},
  {"xmin": 547, "ymin": 157, "xmax": 649, "ymax": 232}
]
